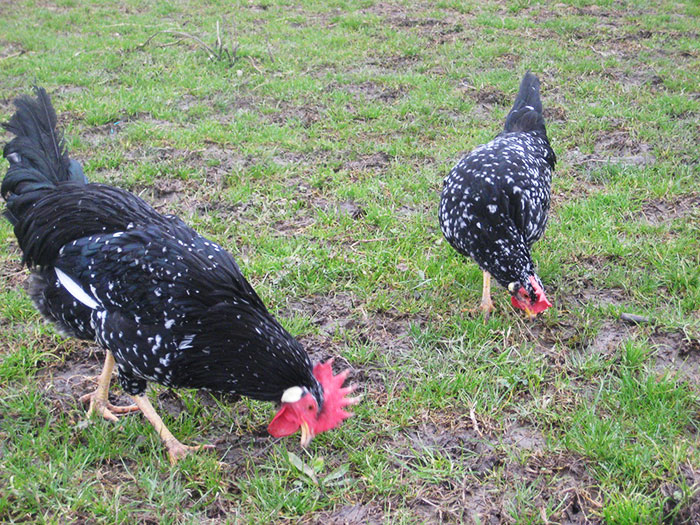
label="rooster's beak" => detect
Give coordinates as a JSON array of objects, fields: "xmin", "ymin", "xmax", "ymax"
[
  {"xmin": 524, "ymin": 307, "xmax": 537, "ymax": 320},
  {"xmin": 300, "ymin": 421, "xmax": 313, "ymax": 447}
]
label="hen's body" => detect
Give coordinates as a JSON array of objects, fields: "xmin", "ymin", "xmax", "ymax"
[
  {"xmin": 2, "ymin": 88, "xmax": 329, "ymax": 461},
  {"xmin": 20, "ymin": 183, "xmax": 317, "ymax": 401},
  {"xmin": 439, "ymin": 73, "xmax": 555, "ymax": 316}
]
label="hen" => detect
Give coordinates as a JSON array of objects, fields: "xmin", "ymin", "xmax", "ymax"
[
  {"xmin": 2, "ymin": 88, "xmax": 357, "ymax": 463},
  {"xmin": 439, "ymin": 72, "xmax": 555, "ymax": 319}
]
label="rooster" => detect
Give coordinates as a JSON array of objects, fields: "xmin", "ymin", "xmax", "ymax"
[
  {"xmin": 439, "ymin": 72, "xmax": 555, "ymax": 319},
  {"xmin": 2, "ymin": 88, "xmax": 358, "ymax": 463}
]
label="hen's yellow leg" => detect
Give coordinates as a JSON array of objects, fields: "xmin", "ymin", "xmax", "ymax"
[
  {"xmin": 480, "ymin": 271, "xmax": 495, "ymax": 320},
  {"xmin": 80, "ymin": 351, "xmax": 139, "ymax": 421},
  {"xmin": 132, "ymin": 394, "xmax": 215, "ymax": 465}
]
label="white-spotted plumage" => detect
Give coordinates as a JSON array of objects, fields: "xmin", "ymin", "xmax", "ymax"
[
  {"xmin": 439, "ymin": 73, "xmax": 556, "ymax": 300},
  {"xmin": 2, "ymin": 87, "xmax": 325, "ymax": 410}
]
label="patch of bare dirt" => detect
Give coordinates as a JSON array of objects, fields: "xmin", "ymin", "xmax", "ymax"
[
  {"xmin": 661, "ymin": 462, "xmax": 700, "ymax": 523},
  {"xmin": 270, "ymin": 151, "xmax": 309, "ymax": 167},
  {"xmin": 652, "ymin": 330, "xmax": 700, "ymax": 381},
  {"xmin": 387, "ymin": 417, "xmax": 600, "ymax": 523},
  {"xmin": 284, "ymin": 293, "xmax": 358, "ymax": 340},
  {"xmin": 565, "ymin": 256, "xmax": 629, "ymax": 309},
  {"xmin": 344, "ymin": 81, "xmax": 405, "ymax": 103},
  {"xmin": 345, "ymin": 151, "xmax": 391, "ymax": 173},
  {"xmin": 638, "ymin": 194, "xmax": 700, "ymax": 225},
  {"xmin": 266, "ymin": 102, "xmax": 322, "ymax": 127},
  {"xmin": 554, "ymin": 176, "xmax": 606, "ymax": 205},
  {"xmin": 458, "ymin": 81, "xmax": 510, "ymax": 120},
  {"xmin": 314, "ymin": 503, "xmax": 384, "ymax": 525},
  {"xmin": 385, "ymin": 15, "xmax": 464, "ymax": 46},
  {"xmin": 577, "ymin": 283, "xmax": 628, "ymax": 308},
  {"xmin": 0, "ymin": 40, "xmax": 25, "ymax": 59},
  {"xmin": 559, "ymin": 320, "xmax": 635, "ymax": 359},
  {"xmin": 40, "ymin": 342, "xmax": 136, "ymax": 416},
  {"xmin": 128, "ymin": 177, "xmax": 195, "ymax": 214},
  {"xmin": 469, "ymin": 84, "xmax": 509, "ymax": 107},
  {"xmin": 0, "ymin": 254, "xmax": 26, "ymax": 291},
  {"xmin": 588, "ymin": 321, "xmax": 635, "ymax": 357},
  {"xmin": 543, "ymin": 105, "xmax": 568, "ymax": 124},
  {"xmin": 337, "ymin": 200, "xmax": 366, "ymax": 220},
  {"xmin": 565, "ymin": 125, "xmax": 655, "ymax": 168},
  {"xmin": 346, "ymin": 53, "xmax": 420, "ymax": 76},
  {"xmin": 593, "ymin": 128, "xmax": 655, "ymax": 166},
  {"xmin": 502, "ymin": 422, "xmax": 547, "ymax": 451}
]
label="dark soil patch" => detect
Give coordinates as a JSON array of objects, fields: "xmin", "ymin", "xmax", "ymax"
[
  {"xmin": 344, "ymin": 81, "xmax": 405, "ymax": 103},
  {"xmin": 569, "ymin": 320, "xmax": 636, "ymax": 359},
  {"xmin": 0, "ymin": 255, "xmax": 26, "ymax": 290},
  {"xmin": 310, "ymin": 503, "xmax": 384, "ymax": 525},
  {"xmin": 543, "ymin": 105, "xmax": 568, "ymax": 124},
  {"xmin": 270, "ymin": 212, "xmax": 316, "ymax": 235},
  {"xmin": 0, "ymin": 40, "xmax": 25, "ymax": 59},
  {"xmin": 661, "ymin": 462, "xmax": 700, "ymax": 523},
  {"xmin": 266, "ymin": 103, "xmax": 322, "ymax": 127},
  {"xmin": 288, "ymin": 292, "xmax": 402, "ymax": 338},
  {"xmin": 345, "ymin": 151, "xmax": 392, "ymax": 173},
  {"xmin": 576, "ymin": 282, "xmax": 628, "ymax": 308},
  {"xmin": 469, "ymin": 85, "xmax": 509, "ymax": 107},
  {"xmin": 652, "ymin": 330, "xmax": 700, "ymax": 381},
  {"xmin": 124, "ymin": 177, "xmax": 202, "ymax": 216},
  {"xmin": 459, "ymin": 81, "xmax": 510, "ymax": 120},
  {"xmin": 555, "ymin": 176, "xmax": 606, "ymax": 205},
  {"xmin": 638, "ymin": 193, "xmax": 700, "ymax": 225},
  {"xmin": 348, "ymin": 54, "xmax": 420, "ymax": 76},
  {"xmin": 587, "ymin": 321, "xmax": 634, "ymax": 357},
  {"xmin": 389, "ymin": 16, "xmax": 463, "ymax": 46},
  {"xmin": 502, "ymin": 422, "xmax": 547, "ymax": 451},
  {"xmin": 565, "ymin": 130, "xmax": 655, "ymax": 168},
  {"xmin": 40, "ymin": 344, "xmax": 137, "ymax": 415},
  {"xmin": 337, "ymin": 200, "xmax": 366, "ymax": 220},
  {"xmin": 548, "ymin": 317, "xmax": 635, "ymax": 360},
  {"xmin": 387, "ymin": 417, "xmax": 600, "ymax": 523},
  {"xmin": 270, "ymin": 150, "xmax": 310, "ymax": 167},
  {"xmin": 593, "ymin": 128, "xmax": 655, "ymax": 167}
]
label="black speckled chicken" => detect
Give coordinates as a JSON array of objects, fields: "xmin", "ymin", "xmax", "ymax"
[
  {"xmin": 439, "ymin": 72, "xmax": 556, "ymax": 319},
  {"xmin": 2, "ymin": 88, "xmax": 357, "ymax": 463}
]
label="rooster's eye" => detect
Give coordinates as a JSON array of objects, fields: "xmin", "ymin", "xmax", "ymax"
[{"xmin": 307, "ymin": 404, "xmax": 314, "ymax": 411}]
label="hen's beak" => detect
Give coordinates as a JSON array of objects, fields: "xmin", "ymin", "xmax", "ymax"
[
  {"xmin": 300, "ymin": 421, "xmax": 313, "ymax": 447},
  {"xmin": 524, "ymin": 306, "xmax": 537, "ymax": 320}
]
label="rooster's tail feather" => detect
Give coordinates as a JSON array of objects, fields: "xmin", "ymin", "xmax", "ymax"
[
  {"xmin": 2, "ymin": 87, "xmax": 86, "ymax": 225},
  {"xmin": 503, "ymin": 72, "xmax": 546, "ymax": 135}
]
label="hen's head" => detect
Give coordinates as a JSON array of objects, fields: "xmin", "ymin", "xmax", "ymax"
[
  {"xmin": 268, "ymin": 360, "xmax": 358, "ymax": 446},
  {"xmin": 508, "ymin": 275, "xmax": 552, "ymax": 318}
]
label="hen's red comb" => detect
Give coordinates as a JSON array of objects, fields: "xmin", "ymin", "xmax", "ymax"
[{"xmin": 313, "ymin": 359, "xmax": 359, "ymax": 433}]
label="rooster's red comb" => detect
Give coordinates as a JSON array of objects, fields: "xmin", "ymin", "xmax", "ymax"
[{"xmin": 313, "ymin": 359, "xmax": 360, "ymax": 433}]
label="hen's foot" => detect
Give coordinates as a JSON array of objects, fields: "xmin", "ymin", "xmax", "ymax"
[
  {"xmin": 479, "ymin": 298, "xmax": 495, "ymax": 321},
  {"xmin": 80, "ymin": 391, "xmax": 140, "ymax": 422},
  {"xmin": 166, "ymin": 440, "xmax": 216, "ymax": 465},
  {"xmin": 79, "ymin": 351, "xmax": 140, "ymax": 421}
]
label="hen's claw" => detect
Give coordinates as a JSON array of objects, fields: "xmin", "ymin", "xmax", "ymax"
[
  {"xmin": 166, "ymin": 441, "xmax": 216, "ymax": 465},
  {"xmin": 80, "ymin": 391, "xmax": 140, "ymax": 422}
]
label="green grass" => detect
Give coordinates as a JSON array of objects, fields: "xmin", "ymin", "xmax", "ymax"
[{"xmin": 1, "ymin": 0, "xmax": 699, "ymax": 522}]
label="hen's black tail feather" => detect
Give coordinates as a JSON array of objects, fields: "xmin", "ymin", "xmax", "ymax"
[
  {"xmin": 503, "ymin": 72, "xmax": 546, "ymax": 135},
  {"xmin": 2, "ymin": 87, "xmax": 86, "ymax": 225}
]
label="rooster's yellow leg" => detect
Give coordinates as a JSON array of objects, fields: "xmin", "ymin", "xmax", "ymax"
[
  {"xmin": 132, "ymin": 394, "xmax": 215, "ymax": 465},
  {"xmin": 480, "ymin": 271, "xmax": 495, "ymax": 320},
  {"xmin": 80, "ymin": 351, "xmax": 140, "ymax": 421}
]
